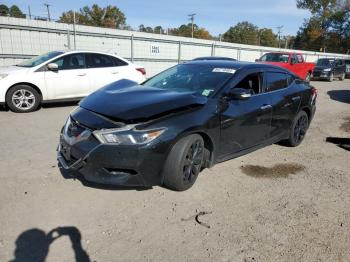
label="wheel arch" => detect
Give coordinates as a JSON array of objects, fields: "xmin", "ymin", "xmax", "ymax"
[{"xmin": 6, "ymin": 82, "xmax": 43, "ymax": 102}]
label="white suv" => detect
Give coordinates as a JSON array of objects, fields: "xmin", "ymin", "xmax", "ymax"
[{"xmin": 0, "ymin": 50, "xmax": 146, "ymax": 113}]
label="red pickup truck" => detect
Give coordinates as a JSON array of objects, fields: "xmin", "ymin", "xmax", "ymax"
[{"xmin": 256, "ymin": 52, "xmax": 315, "ymax": 81}]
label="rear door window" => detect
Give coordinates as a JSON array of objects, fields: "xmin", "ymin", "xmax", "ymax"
[
  {"xmin": 265, "ymin": 72, "xmax": 289, "ymax": 92},
  {"xmin": 87, "ymin": 53, "xmax": 128, "ymax": 68}
]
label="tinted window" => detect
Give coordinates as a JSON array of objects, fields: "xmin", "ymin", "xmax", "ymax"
[
  {"xmin": 345, "ymin": 60, "xmax": 350, "ymax": 65},
  {"xmin": 52, "ymin": 53, "xmax": 86, "ymax": 70},
  {"xmin": 235, "ymin": 73, "xmax": 262, "ymax": 95},
  {"xmin": 112, "ymin": 57, "xmax": 128, "ymax": 66},
  {"xmin": 316, "ymin": 59, "xmax": 334, "ymax": 66},
  {"xmin": 265, "ymin": 72, "xmax": 288, "ymax": 92},
  {"xmin": 260, "ymin": 53, "xmax": 289, "ymax": 63},
  {"xmin": 296, "ymin": 55, "xmax": 303, "ymax": 63},
  {"xmin": 87, "ymin": 54, "xmax": 126, "ymax": 68},
  {"xmin": 142, "ymin": 64, "xmax": 235, "ymax": 97}
]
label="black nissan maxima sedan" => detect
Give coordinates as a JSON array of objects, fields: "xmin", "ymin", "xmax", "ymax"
[{"xmin": 57, "ymin": 61, "xmax": 317, "ymax": 191}]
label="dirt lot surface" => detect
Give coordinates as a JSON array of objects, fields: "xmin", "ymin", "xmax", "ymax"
[{"xmin": 0, "ymin": 80, "xmax": 349, "ymax": 262}]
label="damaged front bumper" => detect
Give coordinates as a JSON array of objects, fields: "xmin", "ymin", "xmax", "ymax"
[{"xmin": 57, "ymin": 130, "xmax": 169, "ymax": 187}]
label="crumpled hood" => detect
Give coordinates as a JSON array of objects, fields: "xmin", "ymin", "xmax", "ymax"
[
  {"xmin": 80, "ymin": 79, "xmax": 208, "ymax": 122},
  {"xmin": 0, "ymin": 65, "xmax": 29, "ymax": 75}
]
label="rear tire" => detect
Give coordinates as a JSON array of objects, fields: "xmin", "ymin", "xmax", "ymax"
[
  {"xmin": 339, "ymin": 72, "xmax": 345, "ymax": 81},
  {"xmin": 285, "ymin": 111, "xmax": 309, "ymax": 147},
  {"xmin": 162, "ymin": 134, "xmax": 204, "ymax": 191},
  {"xmin": 6, "ymin": 85, "xmax": 41, "ymax": 113}
]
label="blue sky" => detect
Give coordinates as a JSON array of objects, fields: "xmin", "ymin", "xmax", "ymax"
[{"xmin": 3, "ymin": 0, "xmax": 311, "ymax": 36}]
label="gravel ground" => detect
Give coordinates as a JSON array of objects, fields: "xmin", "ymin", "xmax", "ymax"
[{"xmin": 0, "ymin": 80, "xmax": 349, "ymax": 262}]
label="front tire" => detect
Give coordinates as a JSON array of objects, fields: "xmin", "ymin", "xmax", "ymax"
[
  {"xmin": 339, "ymin": 72, "xmax": 345, "ymax": 81},
  {"xmin": 305, "ymin": 72, "xmax": 311, "ymax": 82},
  {"xmin": 286, "ymin": 111, "xmax": 309, "ymax": 147},
  {"xmin": 6, "ymin": 85, "xmax": 41, "ymax": 113},
  {"xmin": 163, "ymin": 134, "xmax": 204, "ymax": 191},
  {"xmin": 328, "ymin": 73, "xmax": 334, "ymax": 82}
]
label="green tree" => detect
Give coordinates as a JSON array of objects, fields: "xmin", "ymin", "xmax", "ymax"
[
  {"xmin": 9, "ymin": 5, "xmax": 25, "ymax": 18},
  {"xmin": 258, "ymin": 28, "xmax": 278, "ymax": 47},
  {"xmin": 295, "ymin": 0, "xmax": 350, "ymax": 53},
  {"xmin": 59, "ymin": 4, "xmax": 126, "ymax": 29},
  {"xmin": 223, "ymin": 21, "xmax": 259, "ymax": 45},
  {"xmin": 170, "ymin": 23, "xmax": 211, "ymax": 39},
  {"xmin": 0, "ymin": 4, "xmax": 9, "ymax": 16},
  {"xmin": 154, "ymin": 26, "xmax": 163, "ymax": 34}
]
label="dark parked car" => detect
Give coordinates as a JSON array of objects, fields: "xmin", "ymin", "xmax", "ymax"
[
  {"xmin": 345, "ymin": 59, "xmax": 350, "ymax": 78},
  {"xmin": 193, "ymin": 56, "xmax": 237, "ymax": 61},
  {"xmin": 312, "ymin": 58, "xmax": 346, "ymax": 81},
  {"xmin": 57, "ymin": 61, "xmax": 317, "ymax": 191}
]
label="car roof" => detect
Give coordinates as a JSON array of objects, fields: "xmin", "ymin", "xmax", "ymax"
[
  {"xmin": 186, "ymin": 60, "xmax": 292, "ymax": 73},
  {"xmin": 192, "ymin": 56, "xmax": 237, "ymax": 61}
]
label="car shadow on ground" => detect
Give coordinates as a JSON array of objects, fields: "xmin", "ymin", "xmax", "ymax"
[
  {"xmin": 58, "ymin": 165, "xmax": 152, "ymax": 191},
  {"xmin": 327, "ymin": 90, "xmax": 350, "ymax": 104},
  {"xmin": 10, "ymin": 226, "xmax": 90, "ymax": 262},
  {"xmin": 41, "ymin": 101, "xmax": 80, "ymax": 109}
]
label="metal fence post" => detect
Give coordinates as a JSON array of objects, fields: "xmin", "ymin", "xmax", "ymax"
[
  {"xmin": 178, "ymin": 41, "xmax": 182, "ymax": 63},
  {"xmin": 67, "ymin": 29, "xmax": 71, "ymax": 49},
  {"xmin": 211, "ymin": 43, "xmax": 215, "ymax": 56},
  {"xmin": 130, "ymin": 34, "xmax": 134, "ymax": 62},
  {"xmin": 73, "ymin": 13, "xmax": 77, "ymax": 50}
]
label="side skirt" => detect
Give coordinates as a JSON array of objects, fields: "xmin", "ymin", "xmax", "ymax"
[{"xmin": 215, "ymin": 134, "xmax": 286, "ymax": 164}]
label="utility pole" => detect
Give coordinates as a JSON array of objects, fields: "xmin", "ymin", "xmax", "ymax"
[
  {"xmin": 44, "ymin": 3, "xmax": 51, "ymax": 21},
  {"xmin": 277, "ymin": 25, "xmax": 283, "ymax": 48},
  {"xmin": 188, "ymin": 13, "xmax": 196, "ymax": 38},
  {"xmin": 28, "ymin": 6, "xmax": 32, "ymax": 19}
]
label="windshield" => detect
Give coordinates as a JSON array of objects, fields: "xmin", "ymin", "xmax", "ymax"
[
  {"xmin": 142, "ymin": 64, "xmax": 236, "ymax": 97},
  {"xmin": 16, "ymin": 51, "xmax": 64, "ymax": 67},
  {"xmin": 316, "ymin": 59, "xmax": 334, "ymax": 67},
  {"xmin": 260, "ymin": 53, "xmax": 289, "ymax": 63}
]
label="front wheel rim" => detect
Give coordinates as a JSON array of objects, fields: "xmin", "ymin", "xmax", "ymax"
[
  {"xmin": 182, "ymin": 140, "xmax": 204, "ymax": 185},
  {"xmin": 294, "ymin": 115, "xmax": 308, "ymax": 143},
  {"xmin": 11, "ymin": 89, "xmax": 35, "ymax": 110}
]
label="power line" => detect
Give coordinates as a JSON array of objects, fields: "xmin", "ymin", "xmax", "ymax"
[{"xmin": 188, "ymin": 13, "xmax": 196, "ymax": 38}]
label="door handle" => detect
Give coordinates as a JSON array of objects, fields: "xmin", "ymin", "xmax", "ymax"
[
  {"xmin": 260, "ymin": 104, "xmax": 272, "ymax": 110},
  {"xmin": 111, "ymin": 71, "xmax": 119, "ymax": 74},
  {"xmin": 292, "ymin": 96, "xmax": 300, "ymax": 101},
  {"xmin": 77, "ymin": 73, "xmax": 86, "ymax": 76}
]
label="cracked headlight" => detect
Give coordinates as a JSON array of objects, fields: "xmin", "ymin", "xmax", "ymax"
[
  {"xmin": 0, "ymin": 74, "xmax": 8, "ymax": 80},
  {"xmin": 93, "ymin": 127, "xmax": 166, "ymax": 145}
]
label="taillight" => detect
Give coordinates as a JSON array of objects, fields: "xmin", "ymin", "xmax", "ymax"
[{"xmin": 136, "ymin": 67, "xmax": 146, "ymax": 75}]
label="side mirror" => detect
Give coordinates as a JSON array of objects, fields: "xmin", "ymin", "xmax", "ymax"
[
  {"xmin": 290, "ymin": 59, "xmax": 296, "ymax": 65},
  {"xmin": 47, "ymin": 63, "xmax": 58, "ymax": 72},
  {"xmin": 225, "ymin": 88, "xmax": 252, "ymax": 100}
]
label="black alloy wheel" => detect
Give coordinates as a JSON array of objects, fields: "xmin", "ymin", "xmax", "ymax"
[
  {"xmin": 163, "ymin": 134, "xmax": 205, "ymax": 191},
  {"xmin": 285, "ymin": 111, "xmax": 309, "ymax": 147},
  {"xmin": 182, "ymin": 139, "xmax": 204, "ymax": 185}
]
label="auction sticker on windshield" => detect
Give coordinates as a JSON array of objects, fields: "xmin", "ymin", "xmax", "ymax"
[{"xmin": 212, "ymin": 68, "xmax": 236, "ymax": 74}]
